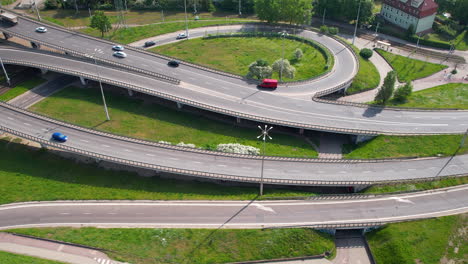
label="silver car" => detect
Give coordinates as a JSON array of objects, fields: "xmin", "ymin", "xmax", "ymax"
[
  {"xmin": 112, "ymin": 45, "xmax": 124, "ymax": 51},
  {"xmin": 113, "ymin": 51, "xmax": 127, "ymax": 58},
  {"xmin": 35, "ymin": 27, "xmax": 47, "ymax": 33}
]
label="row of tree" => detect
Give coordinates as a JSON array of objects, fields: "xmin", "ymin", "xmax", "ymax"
[
  {"xmin": 374, "ymin": 71, "xmax": 413, "ymax": 104},
  {"xmin": 254, "ymin": 0, "xmax": 313, "ymax": 25},
  {"xmin": 436, "ymin": 0, "xmax": 468, "ymax": 25},
  {"xmin": 314, "ymin": 0, "xmax": 374, "ymax": 25}
]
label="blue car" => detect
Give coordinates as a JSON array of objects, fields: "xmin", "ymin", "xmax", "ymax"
[{"xmin": 52, "ymin": 132, "xmax": 68, "ymax": 142}]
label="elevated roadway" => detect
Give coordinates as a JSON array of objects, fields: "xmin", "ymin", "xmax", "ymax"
[
  {"xmin": 0, "ymin": 186, "xmax": 467, "ymax": 229},
  {"xmin": 1, "ymin": 47, "xmax": 467, "ymax": 135},
  {"xmin": 1, "ymin": 101, "xmax": 467, "ymax": 186}
]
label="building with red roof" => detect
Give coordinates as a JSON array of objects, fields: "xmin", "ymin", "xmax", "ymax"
[{"xmin": 380, "ymin": 0, "xmax": 439, "ymax": 34}]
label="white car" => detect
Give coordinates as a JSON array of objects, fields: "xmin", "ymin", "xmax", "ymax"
[
  {"xmin": 35, "ymin": 27, "xmax": 47, "ymax": 33},
  {"xmin": 113, "ymin": 51, "xmax": 127, "ymax": 58},
  {"xmin": 176, "ymin": 33, "xmax": 188, "ymax": 39},
  {"xmin": 112, "ymin": 45, "xmax": 124, "ymax": 51}
]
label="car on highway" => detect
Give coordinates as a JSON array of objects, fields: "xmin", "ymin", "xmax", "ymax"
[
  {"xmin": 176, "ymin": 33, "xmax": 188, "ymax": 39},
  {"xmin": 144, "ymin": 40, "xmax": 156, "ymax": 47},
  {"xmin": 51, "ymin": 132, "xmax": 68, "ymax": 142},
  {"xmin": 167, "ymin": 60, "xmax": 180, "ymax": 67},
  {"xmin": 113, "ymin": 51, "xmax": 127, "ymax": 58},
  {"xmin": 35, "ymin": 27, "xmax": 47, "ymax": 33},
  {"xmin": 258, "ymin": 79, "xmax": 278, "ymax": 89},
  {"xmin": 112, "ymin": 45, "xmax": 124, "ymax": 51}
]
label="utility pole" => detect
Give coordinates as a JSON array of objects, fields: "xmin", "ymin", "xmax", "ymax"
[
  {"xmin": 88, "ymin": 7, "xmax": 92, "ymax": 18},
  {"xmin": 91, "ymin": 49, "xmax": 110, "ymax": 121},
  {"xmin": 193, "ymin": 0, "xmax": 197, "ymax": 14},
  {"xmin": 184, "ymin": 0, "xmax": 189, "ymax": 38},
  {"xmin": 0, "ymin": 57, "xmax": 11, "ymax": 86},
  {"xmin": 239, "ymin": 0, "xmax": 242, "ymax": 16},
  {"xmin": 352, "ymin": 0, "xmax": 362, "ymax": 45},
  {"xmin": 322, "ymin": 8, "xmax": 326, "ymax": 25},
  {"xmin": 280, "ymin": 31, "xmax": 287, "ymax": 82},
  {"xmin": 416, "ymin": 34, "xmax": 421, "ymax": 48},
  {"xmin": 257, "ymin": 125, "xmax": 273, "ymax": 196},
  {"xmin": 374, "ymin": 22, "xmax": 380, "ymax": 36}
]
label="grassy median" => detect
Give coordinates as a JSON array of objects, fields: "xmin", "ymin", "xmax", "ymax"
[
  {"xmin": 30, "ymin": 86, "xmax": 318, "ymax": 158},
  {"xmin": 367, "ymin": 214, "xmax": 467, "ymax": 264},
  {"xmin": 153, "ymin": 37, "xmax": 328, "ymax": 81},
  {"xmin": 7, "ymin": 227, "xmax": 334, "ymax": 264},
  {"xmin": 346, "ymin": 46, "xmax": 380, "ymax": 95},
  {"xmin": 376, "ymin": 49, "xmax": 448, "ymax": 82},
  {"xmin": 0, "ymin": 250, "xmax": 65, "ymax": 264}
]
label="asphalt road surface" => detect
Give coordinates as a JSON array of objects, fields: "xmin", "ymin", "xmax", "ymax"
[
  {"xmin": 1, "ymin": 102, "xmax": 467, "ymax": 185},
  {"xmin": 0, "ymin": 186, "xmax": 466, "ymax": 229}
]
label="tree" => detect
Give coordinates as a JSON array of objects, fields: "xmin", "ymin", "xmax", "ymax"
[
  {"xmin": 45, "ymin": 0, "xmax": 60, "ymax": 9},
  {"xmin": 375, "ymin": 70, "xmax": 396, "ymax": 104},
  {"xmin": 393, "ymin": 81, "xmax": 413, "ymax": 102},
  {"xmin": 90, "ymin": 11, "xmax": 112, "ymax": 38},
  {"xmin": 281, "ymin": 0, "xmax": 313, "ymax": 25},
  {"xmin": 254, "ymin": 0, "xmax": 282, "ymax": 23},
  {"xmin": 359, "ymin": 48, "xmax": 373, "ymax": 59},
  {"xmin": 272, "ymin": 59, "xmax": 296, "ymax": 79},
  {"xmin": 247, "ymin": 59, "xmax": 273, "ymax": 79},
  {"xmin": 294, "ymin": 48, "xmax": 304, "ymax": 61},
  {"xmin": 452, "ymin": 0, "xmax": 468, "ymax": 25}
]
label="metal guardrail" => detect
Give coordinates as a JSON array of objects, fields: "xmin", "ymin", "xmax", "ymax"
[{"xmin": 0, "ymin": 123, "xmax": 467, "ymax": 186}]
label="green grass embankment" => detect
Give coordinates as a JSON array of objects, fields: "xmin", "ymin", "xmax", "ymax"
[
  {"xmin": 346, "ymin": 46, "xmax": 380, "ymax": 94},
  {"xmin": 0, "ymin": 77, "xmax": 47, "ymax": 102},
  {"xmin": 153, "ymin": 37, "xmax": 328, "ymax": 81},
  {"xmin": 7, "ymin": 227, "xmax": 334, "ymax": 264},
  {"xmin": 0, "ymin": 250, "xmax": 65, "ymax": 264},
  {"xmin": 367, "ymin": 214, "xmax": 467, "ymax": 264}
]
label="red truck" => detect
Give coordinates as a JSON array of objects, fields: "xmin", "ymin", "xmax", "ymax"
[{"xmin": 258, "ymin": 79, "xmax": 278, "ymax": 89}]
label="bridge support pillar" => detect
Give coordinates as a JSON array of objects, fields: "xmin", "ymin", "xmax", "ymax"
[
  {"xmin": 350, "ymin": 185, "xmax": 371, "ymax": 193},
  {"xmin": 39, "ymin": 143, "xmax": 48, "ymax": 149},
  {"xmin": 177, "ymin": 102, "xmax": 183, "ymax": 109},
  {"xmin": 2, "ymin": 32, "xmax": 10, "ymax": 40},
  {"xmin": 127, "ymin": 89, "xmax": 134, "ymax": 96},
  {"xmin": 79, "ymin": 76, "xmax": 87, "ymax": 86},
  {"xmin": 40, "ymin": 68, "xmax": 48, "ymax": 75},
  {"xmin": 236, "ymin": 117, "xmax": 241, "ymax": 124},
  {"xmin": 354, "ymin": 135, "xmax": 375, "ymax": 144},
  {"xmin": 299, "ymin": 128, "xmax": 304, "ymax": 135},
  {"xmin": 31, "ymin": 42, "xmax": 41, "ymax": 49}
]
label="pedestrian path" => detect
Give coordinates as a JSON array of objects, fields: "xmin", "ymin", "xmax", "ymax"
[
  {"xmin": 318, "ymin": 133, "xmax": 347, "ymax": 159},
  {"xmin": 332, "ymin": 230, "xmax": 372, "ymax": 264}
]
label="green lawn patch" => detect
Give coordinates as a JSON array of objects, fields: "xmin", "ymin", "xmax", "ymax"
[
  {"xmin": 0, "ymin": 250, "xmax": 65, "ymax": 264},
  {"xmin": 0, "ymin": 0, "xmax": 15, "ymax": 5},
  {"xmin": 343, "ymin": 134, "xmax": 468, "ymax": 159},
  {"xmin": 376, "ymin": 49, "xmax": 448, "ymax": 82},
  {"xmin": 0, "ymin": 136, "xmax": 313, "ymax": 204},
  {"xmin": 367, "ymin": 214, "xmax": 467, "ymax": 264},
  {"xmin": 31, "ymin": 86, "xmax": 318, "ymax": 158},
  {"xmin": 346, "ymin": 46, "xmax": 380, "ymax": 94},
  {"xmin": 385, "ymin": 83, "xmax": 468, "ymax": 109},
  {"xmin": 426, "ymin": 30, "xmax": 468, "ymax": 51},
  {"xmin": 363, "ymin": 176, "xmax": 468, "ymax": 194},
  {"xmin": 7, "ymin": 227, "xmax": 334, "ymax": 264},
  {"xmin": 0, "ymin": 77, "xmax": 47, "ymax": 102},
  {"xmin": 80, "ymin": 20, "xmax": 254, "ymax": 44},
  {"xmin": 153, "ymin": 37, "xmax": 328, "ymax": 81}
]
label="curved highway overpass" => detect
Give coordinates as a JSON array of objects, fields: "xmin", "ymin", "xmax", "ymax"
[
  {"xmin": 1, "ymin": 101, "xmax": 467, "ymax": 186},
  {"xmin": 0, "ymin": 186, "xmax": 466, "ymax": 229},
  {"xmin": 1, "ymin": 47, "xmax": 467, "ymax": 135}
]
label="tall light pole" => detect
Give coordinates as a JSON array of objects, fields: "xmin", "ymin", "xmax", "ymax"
[
  {"xmin": 32, "ymin": 0, "xmax": 41, "ymax": 21},
  {"xmin": 280, "ymin": 31, "xmax": 288, "ymax": 82},
  {"xmin": 257, "ymin": 125, "xmax": 273, "ymax": 196},
  {"xmin": 184, "ymin": 0, "xmax": 189, "ymax": 38},
  {"xmin": 374, "ymin": 22, "xmax": 380, "ymax": 36},
  {"xmin": 238, "ymin": 0, "xmax": 242, "ymax": 16},
  {"xmin": 352, "ymin": 0, "xmax": 362, "ymax": 45},
  {"xmin": 0, "ymin": 57, "xmax": 11, "ymax": 86},
  {"xmin": 322, "ymin": 8, "xmax": 326, "ymax": 25},
  {"xmin": 90, "ymin": 48, "xmax": 110, "ymax": 121},
  {"xmin": 416, "ymin": 33, "xmax": 421, "ymax": 49}
]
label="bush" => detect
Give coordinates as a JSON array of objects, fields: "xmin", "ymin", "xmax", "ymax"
[
  {"xmin": 359, "ymin": 48, "xmax": 373, "ymax": 60},
  {"xmin": 44, "ymin": 0, "xmax": 60, "ymax": 9},
  {"xmin": 216, "ymin": 143, "xmax": 260, "ymax": 155},
  {"xmin": 451, "ymin": 69, "xmax": 458, "ymax": 74},
  {"xmin": 393, "ymin": 82, "xmax": 413, "ymax": 102},
  {"xmin": 294, "ymin": 48, "xmax": 304, "ymax": 61},
  {"xmin": 328, "ymin": 27, "xmax": 339, "ymax": 35},
  {"xmin": 319, "ymin": 25, "xmax": 329, "ymax": 34},
  {"xmin": 97, "ymin": 3, "xmax": 114, "ymax": 10},
  {"xmin": 176, "ymin": 142, "xmax": 196, "ymax": 148}
]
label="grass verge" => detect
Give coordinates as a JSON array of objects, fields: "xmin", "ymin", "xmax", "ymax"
[
  {"xmin": 375, "ymin": 49, "xmax": 448, "ymax": 82},
  {"xmin": 384, "ymin": 83, "xmax": 468, "ymax": 109},
  {"xmin": 0, "ymin": 136, "xmax": 314, "ymax": 204},
  {"xmin": 80, "ymin": 20, "xmax": 254, "ymax": 44},
  {"xmin": 7, "ymin": 227, "xmax": 334, "ymax": 264},
  {"xmin": 153, "ymin": 37, "xmax": 327, "ymax": 81},
  {"xmin": 0, "ymin": 250, "xmax": 65, "ymax": 264},
  {"xmin": 363, "ymin": 176, "xmax": 468, "ymax": 193},
  {"xmin": 343, "ymin": 134, "xmax": 468, "ymax": 159},
  {"xmin": 366, "ymin": 214, "xmax": 467, "ymax": 264},
  {"xmin": 0, "ymin": 77, "xmax": 47, "ymax": 102},
  {"xmin": 345, "ymin": 45, "xmax": 380, "ymax": 95},
  {"xmin": 30, "ymin": 86, "xmax": 318, "ymax": 157}
]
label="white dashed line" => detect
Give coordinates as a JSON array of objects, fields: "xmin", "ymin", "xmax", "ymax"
[
  {"xmin": 146, "ymin": 154, "xmax": 155, "ymax": 157},
  {"xmin": 101, "ymin": 145, "xmax": 110, "ymax": 148},
  {"xmin": 169, "ymin": 157, "xmax": 179, "ymax": 160},
  {"xmin": 83, "ymin": 213, "xmax": 92, "ymax": 215},
  {"xmin": 124, "ymin": 149, "xmax": 133, "ymax": 152},
  {"xmin": 23, "ymin": 123, "xmax": 31, "ymax": 126},
  {"xmin": 80, "ymin": 140, "xmax": 89, "ymax": 143},
  {"xmin": 7, "ymin": 117, "xmax": 14, "ymax": 120},
  {"xmin": 408, "ymin": 169, "xmax": 417, "ymax": 171},
  {"xmin": 107, "ymin": 213, "xmax": 117, "ymax": 215},
  {"xmin": 217, "ymin": 164, "xmax": 227, "ymax": 167},
  {"xmin": 193, "ymin": 161, "xmax": 202, "ymax": 164},
  {"xmin": 41, "ymin": 128, "xmax": 48, "ymax": 131},
  {"xmin": 59, "ymin": 213, "xmax": 70, "ymax": 215},
  {"xmin": 363, "ymin": 171, "xmax": 372, "ymax": 173}
]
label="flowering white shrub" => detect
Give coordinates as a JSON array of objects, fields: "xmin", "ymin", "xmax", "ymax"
[
  {"xmin": 158, "ymin": 141, "xmax": 172, "ymax": 145},
  {"xmin": 176, "ymin": 142, "xmax": 196, "ymax": 148},
  {"xmin": 216, "ymin": 143, "xmax": 260, "ymax": 155}
]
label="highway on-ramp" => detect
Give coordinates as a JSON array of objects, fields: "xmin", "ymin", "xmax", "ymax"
[{"xmin": 0, "ymin": 186, "xmax": 467, "ymax": 229}]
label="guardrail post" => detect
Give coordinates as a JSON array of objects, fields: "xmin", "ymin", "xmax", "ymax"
[
  {"xmin": 127, "ymin": 89, "xmax": 134, "ymax": 96},
  {"xmin": 79, "ymin": 76, "xmax": 87, "ymax": 86},
  {"xmin": 236, "ymin": 117, "xmax": 241, "ymax": 124},
  {"xmin": 177, "ymin": 102, "xmax": 183, "ymax": 109}
]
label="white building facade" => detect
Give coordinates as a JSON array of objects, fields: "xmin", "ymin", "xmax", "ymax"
[{"xmin": 380, "ymin": 0, "xmax": 438, "ymax": 34}]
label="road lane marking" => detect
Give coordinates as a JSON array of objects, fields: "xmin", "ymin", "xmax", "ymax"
[
  {"xmin": 83, "ymin": 213, "xmax": 92, "ymax": 215},
  {"xmin": 169, "ymin": 157, "xmax": 179, "ymax": 160},
  {"xmin": 217, "ymin": 164, "xmax": 227, "ymax": 167},
  {"xmin": 193, "ymin": 161, "xmax": 202, "ymax": 164},
  {"xmin": 80, "ymin": 140, "xmax": 89, "ymax": 143},
  {"xmin": 7, "ymin": 117, "xmax": 14, "ymax": 120},
  {"xmin": 59, "ymin": 213, "xmax": 70, "ymax": 215},
  {"xmin": 124, "ymin": 149, "xmax": 133, "ymax": 152},
  {"xmin": 101, "ymin": 145, "xmax": 110, "ymax": 148},
  {"xmin": 145, "ymin": 154, "xmax": 155, "ymax": 157},
  {"xmin": 23, "ymin": 123, "xmax": 31, "ymax": 126}
]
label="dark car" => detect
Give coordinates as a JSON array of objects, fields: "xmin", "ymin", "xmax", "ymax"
[
  {"xmin": 52, "ymin": 132, "xmax": 68, "ymax": 142},
  {"xmin": 144, "ymin": 40, "xmax": 156, "ymax": 47},
  {"xmin": 168, "ymin": 60, "xmax": 180, "ymax": 67}
]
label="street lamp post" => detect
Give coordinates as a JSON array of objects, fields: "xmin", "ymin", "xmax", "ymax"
[
  {"xmin": 239, "ymin": 0, "xmax": 242, "ymax": 16},
  {"xmin": 352, "ymin": 0, "xmax": 362, "ymax": 45},
  {"xmin": 280, "ymin": 31, "xmax": 288, "ymax": 82},
  {"xmin": 184, "ymin": 0, "xmax": 189, "ymax": 38},
  {"xmin": 322, "ymin": 8, "xmax": 326, "ymax": 25},
  {"xmin": 0, "ymin": 57, "xmax": 11, "ymax": 86},
  {"xmin": 257, "ymin": 125, "xmax": 273, "ymax": 196},
  {"xmin": 32, "ymin": 0, "xmax": 42, "ymax": 21},
  {"xmin": 374, "ymin": 22, "xmax": 380, "ymax": 36},
  {"xmin": 90, "ymin": 48, "xmax": 110, "ymax": 121},
  {"xmin": 416, "ymin": 34, "xmax": 421, "ymax": 49}
]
